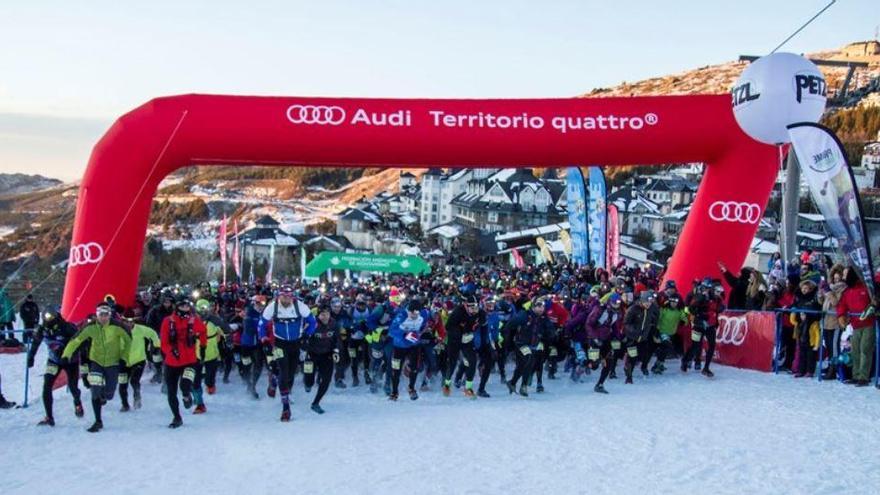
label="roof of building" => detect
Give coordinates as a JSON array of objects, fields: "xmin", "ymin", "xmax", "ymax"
[
  {"xmin": 253, "ymin": 215, "xmax": 280, "ymax": 227},
  {"xmin": 338, "ymin": 207, "xmax": 382, "ymax": 224}
]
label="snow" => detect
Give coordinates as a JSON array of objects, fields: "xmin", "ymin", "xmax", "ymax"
[
  {"xmin": 0, "ymin": 226, "xmax": 14, "ymax": 240},
  {"xmin": 2, "ymin": 346, "xmax": 879, "ymax": 494}
]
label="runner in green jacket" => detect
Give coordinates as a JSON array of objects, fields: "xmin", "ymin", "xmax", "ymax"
[
  {"xmin": 62, "ymin": 302, "xmax": 132, "ymax": 432},
  {"xmin": 119, "ymin": 320, "xmax": 160, "ymax": 411}
]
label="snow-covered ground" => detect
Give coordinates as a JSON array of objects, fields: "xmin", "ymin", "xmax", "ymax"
[{"xmin": 1, "ymin": 348, "xmax": 879, "ymax": 495}]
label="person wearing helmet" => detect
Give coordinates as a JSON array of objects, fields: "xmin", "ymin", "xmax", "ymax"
[
  {"xmin": 146, "ymin": 292, "xmax": 175, "ymax": 384},
  {"xmin": 161, "ymin": 297, "xmax": 208, "ymax": 428},
  {"xmin": 348, "ymin": 294, "xmax": 374, "ymax": 389},
  {"xmin": 258, "ymin": 285, "xmax": 316, "ymax": 422},
  {"xmin": 441, "ymin": 294, "xmax": 484, "ymax": 399},
  {"xmin": 504, "ymin": 296, "xmax": 553, "ymax": 397},
  {"xmin": 622, "ymin": 291, "xmax": 660, "ymax": 384},
  {"xmin": 27, "ymin": 307, "xmax": 84, "ymax": 426},
  {"xmin": 388, "ymin": 300, "xmax": 430, "ymax": 401},
  {"xmin": 241, "ymin": 295, "xmax": 267, "ymax": 399},
  {"xmin": 195, "ymin": 299, "xmax": 230, "ymax": 397},
  {"xmin": 653, "ymin": 293, "xmax": 688, "ymax": 375},
  {"xmin": 61, "ymin": 302, "xmax": 132, "ymax": 432},
  {"xmin": 328, "ymin": 296, "xmax": 352, "ymax": 389},
  {"xmin": 118, "ymin": 317, "xmax": 160, "ymax": 412},
  {"xmin": 303, "ymin": 304, "xmax": 340, "ymax": 414},
  {"xmin": 681, "ymin": 278, "xmax": 726, "ymax": 377},
  {"xmin": 586, "ymin": 293, "xmax": 624, "ymax": 394}
]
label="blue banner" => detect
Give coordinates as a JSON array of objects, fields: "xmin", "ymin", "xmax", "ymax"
[
  {"xmin": 588, "ymin": 166, "xmax": 607, "ymax": 268},
  {"xmin": 566, "ymin": 167, "xmax": 589, "ymax": 265}
]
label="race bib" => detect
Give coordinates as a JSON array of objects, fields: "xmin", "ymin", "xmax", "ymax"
[
  {"xmin": 79, "ymin": 364, "xmax": 89, "ymax": 375},
  {"xmin": 536, "ymin": 343, "xmax": 544, "ymax": 352},
  {"xmin": 611, "ymin": 340, "xmax": 621, "ymax": 350},
  {"xmin": 588, "ymin": 349, "xmax": 600, "ymax": 361},
  {"xmin": 549, "ymin": 347, "xmax": 558, "ymax": 357},
  {"xmin": 391, "ymin": 358, "xmax": 402, "ymax": 370},
  {"xmin": 519, "ymin": 346, "xmax": 531, "ymax": 356},
  {"xmin": 461, "ymin": 333, "xmax": 474, "ymax": 344},
  {"xmin": 371, "ymin": 349, "xmax": 384, "ymax": 359},
  {"xmin": 182, "ymin": 367, "xmax": 196, "ymax": 381},
  {"xmin": 626, "ymin": 346, "xmax": 638, "ymax": 358},
  {"xmin": 273, "ymin": 347, "xmax": 285, "ymax": 359},
  {"xmin": 691, "ymin": 331, "xmax": 703, "ymax": 342},
  {"xmin": 88, "ymin": 372, "xmax": 104, "ymax": 387},
  {"xmin": 118, "ymin": 373, "xmax": 129, "ymax": 384},
  {"xmin": 242, "ymin": 356, "xmax": 253, "ymax": 366},
  {"xmin": 304, "ymin": 361, "xmax": 314, "ymax": 374},
  {"xmin": 348, "ymin": 348, "xmax": 358, "ymax": 358},
  {"xmin": 45, "ymin": 364, "xmax": 59, "ymax": 376}
]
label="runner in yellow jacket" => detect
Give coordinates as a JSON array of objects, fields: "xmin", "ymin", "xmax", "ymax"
[{"xmin": 119, "ymin": 319, "xmax": 160, "ymax": 411}]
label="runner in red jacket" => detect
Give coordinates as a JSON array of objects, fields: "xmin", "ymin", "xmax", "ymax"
[{"xmin": 160, "ymin": 298, "xmax": 207, "ymax": 428}]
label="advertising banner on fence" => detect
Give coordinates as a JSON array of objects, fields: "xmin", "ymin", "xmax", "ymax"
[
  {"xmin": 788, "ymin": 122, "xmax": 875, "ymax": 296},
  {"xmin": 704, "ymin": 311, "xmax": 777, "ymax": 372},
  {"xmin": 566, "ymin": 166, "xmax": 589, "ymax": 265},
  {"xmin": 588, "ymin": 166, "xmax": 607, "ymax": 268}
]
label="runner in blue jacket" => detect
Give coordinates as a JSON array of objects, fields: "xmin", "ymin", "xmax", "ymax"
[{"xmin": 388, "ymin": 300, "xmax": 429, "ymax": 401}]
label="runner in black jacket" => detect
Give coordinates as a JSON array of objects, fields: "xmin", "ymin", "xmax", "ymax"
[{"xmin": 27, "ymin": 307, "xmax": 84, "ymax": 425}]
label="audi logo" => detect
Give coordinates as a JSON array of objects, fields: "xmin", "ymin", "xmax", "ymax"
[
  {"xmin": 708, "ymin": 201, "xmax": 761, "ymax": 224},
  {"xmin": 717, "ymin": 315, "xmax": 748, "ymax": 346},
  {"xmin": 69, "ymin": 242, "xmax": 104, "ymax": 267},
  {"xmin": 286, "ymin": 104, "xmax": 346, "ymax": 125}
]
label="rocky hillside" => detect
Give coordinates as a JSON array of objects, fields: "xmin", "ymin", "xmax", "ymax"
[{"xmin": 0, "ymin": 173, "xmax": 63, "ymax": 196}]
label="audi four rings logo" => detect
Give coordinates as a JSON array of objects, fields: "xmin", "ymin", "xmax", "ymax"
[
  {"xmin": 717, "ymin": 315, "xmax": 748, "ymax": 346},
  {"xmin": 286, "ymin": 104, "xmax": 346, "ymax": 125},
  {"xmin": 68, "ymin": 242, "xmax": 104, "ymax": 267},
  {"xmin": 708, "ymin": 201, "xmax": 761, "ymax": 224}
]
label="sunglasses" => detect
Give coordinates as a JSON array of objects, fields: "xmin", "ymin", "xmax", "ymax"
[{"xmin": 96, "ymin": 310, "xmax": 112, "ymax": 317}]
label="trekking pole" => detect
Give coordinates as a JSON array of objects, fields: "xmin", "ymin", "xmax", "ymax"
[
  {"xmin": 22, "ymin": 332, "xmax": 30, "ymax": 408},
  {"xmin": 816, "ymin": 318, "xmax": 824, "ymax": 383},
  {"xmin": 773, "ymin": 312, "xmax": 782, "ymax": 375},
  {"xmin": 875, "ymin": 321, "xmax": 879, "ymax": 389}
]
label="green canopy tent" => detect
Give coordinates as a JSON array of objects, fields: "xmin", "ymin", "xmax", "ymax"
[{"xmin": 304, "ymin": 251, "xmax": 431, "ymax": 278}]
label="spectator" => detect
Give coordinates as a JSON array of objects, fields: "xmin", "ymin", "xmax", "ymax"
[
  {"xmin": 836, "ymin": 267, "xmax": 875, "ymax": 386},
  {"xmin": 19, "ymin": 293, "xmax": 40, "ymax": 343},
  {"xmin": 717, "ymin": 261, "xmax": 749, "ymax": 310},
  {"xmin": 819, "ymin": 268, "xmax": 846, "ymax": 380},
  {"xmin": 0, "ymin": 289, "xmax": 16, "ymax": 347}
]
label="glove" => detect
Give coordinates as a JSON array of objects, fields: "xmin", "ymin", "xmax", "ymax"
[{"xmin": 27, "ymin": 356, "xmax": 35, "ymax": 368}]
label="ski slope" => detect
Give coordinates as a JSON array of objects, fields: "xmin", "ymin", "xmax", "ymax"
[{"xmin": 1, "ymin": 349, "xmax": 878, "ymax": 495}]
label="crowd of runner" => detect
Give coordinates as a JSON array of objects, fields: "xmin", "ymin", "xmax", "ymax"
[{"xmin": 0, "ymin": 254, "xmax": 875, "ymax": 432}]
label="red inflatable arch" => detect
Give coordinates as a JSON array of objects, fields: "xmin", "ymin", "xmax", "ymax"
[{"xmin": 62, "ymin": 94, "xmax": 777, "ymax": 320}]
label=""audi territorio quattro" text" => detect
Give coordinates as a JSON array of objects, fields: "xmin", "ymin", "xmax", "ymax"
[{"xmin": 285, "ymin": 104, "xmax": 659, "ymax": 134}]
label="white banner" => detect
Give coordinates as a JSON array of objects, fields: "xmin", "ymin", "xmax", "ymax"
[{"xmin": 788, "ymin": 123, "xmax": 874, "ymax": 295}]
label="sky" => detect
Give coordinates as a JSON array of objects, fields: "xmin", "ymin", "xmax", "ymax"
[{"xmin": 0, "ymin": 0, "xmax": 877, "ymax": 181}]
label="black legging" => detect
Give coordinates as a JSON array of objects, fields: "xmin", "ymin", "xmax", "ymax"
[
  {"xmin": 164, "ymin": 364, "xmax": 195, "ymax": 421},
  {"xmin": 273, "ymin": 339, "xmax": 301, "ymax": 405},
  {"xmin": 476, "ymin": 345, "xmax": 496, "ymax": 392},
  {"xmin": 42, "ymin": 362, "xmax": 82, "ymax": 419},
  {"xmin": 595, "ymin": 341, "xmax": 613, "ymax": 386},
  {"xmin": 119, "ymin": 362, "xmax": 145, "ymax": 409},
  {"xmin": 509, "ymin": 345, "xmax": 535, "ymax": 388},
  {"xmin": 683, "ymin": 326, "xmax": 717, "ymax": 371},
  {"xmin": 390, "ymin": 346, "xmax": 420, "ymax": 395},
  {"xmin": 454, "ymin": 344, "xmax": 479, "ymax": 385},
  {"xmin": 532, "ymin": 347, "xmax": 547, "ymax": 386},
  {"xmin": 304, "ymin": 352, "xmax": 334, "ymax": 406},
  {"xmin": 347, "ymin": 339, "xmax": 369, "ymax": 379},
  {"xmin": 445, "ymin": 335, "xmax": 476, "ymax": 385},
  {"xmin": 240, "ymin": 345, "xmax": 264, "ymax": 389},
  {"xmin": 204, "ymin": 359, "xmax": 220, "ymax": 389}
]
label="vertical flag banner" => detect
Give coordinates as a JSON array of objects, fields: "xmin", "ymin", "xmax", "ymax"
[
  {"xmin": 588, "ymin": 166, "xmax": 607, "ymax": 268},
  {"xmin": 218, "ymin": 214, "xmax": 228, "ymax": 286},
  {"xmin": 232, "ymin": 219, "xmax": 241, "ymax": 280},
  {"xmin": 511, "ymin": 247, "xmax": 525, "ymax": 269},
  {"xmin": 788, "ymin": 122, "xmax": 875, "ymax": 295},
  {"xmin": 266, "ymin": 244, "xmax": 276, "ymax": 284},
  {"xmin": 607, "ymin": 204, "xmax": 620, "ymax": 270},
  {"xmin": 566, "ymin": 166, "xmax": 590, "ymax": 265}
]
